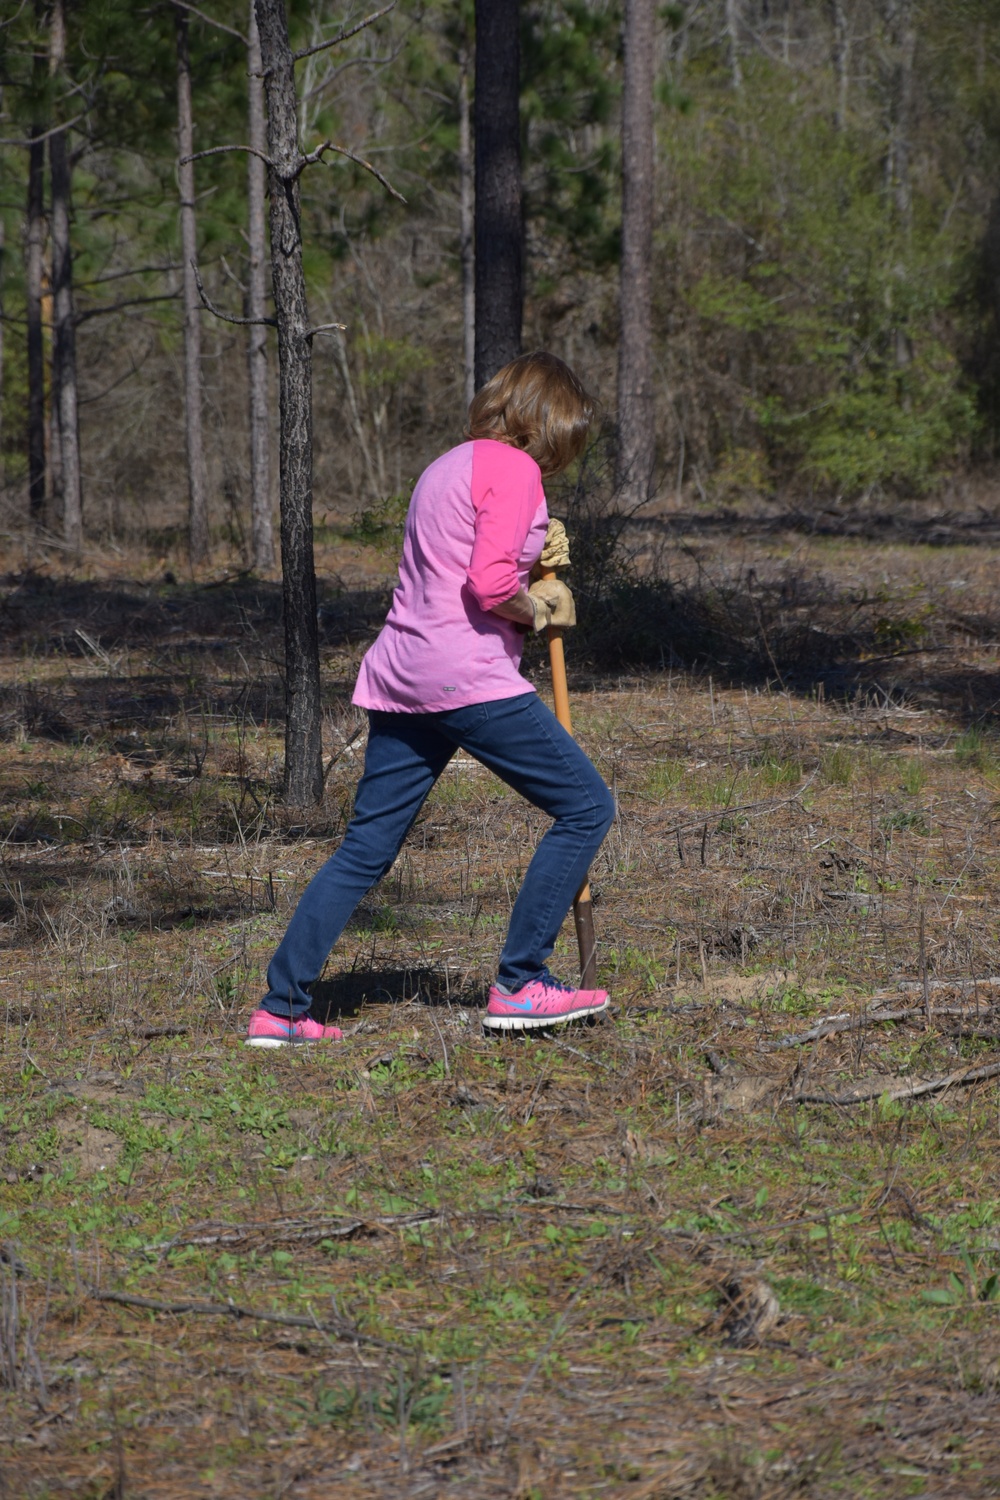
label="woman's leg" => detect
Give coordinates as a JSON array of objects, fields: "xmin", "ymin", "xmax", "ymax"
[
  {"xmin": 437, "ymin": 693, "xmax": 615, "ymax": 989},
  {"xmin": 262, "ymin": 712, "xmax": 455, "ymax": 1017}
]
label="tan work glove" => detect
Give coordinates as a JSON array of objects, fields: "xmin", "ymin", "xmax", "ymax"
[
  {"xmin": 526, "ymin": 591, "xmax": 553, "ymax": 633},
  {"xmin": 538, "ymin": 517, "xmax": 571, "ymax": 570},
  {"xmin": 528, "ymin": 577, "xmax": 576, "ymax": 628}
]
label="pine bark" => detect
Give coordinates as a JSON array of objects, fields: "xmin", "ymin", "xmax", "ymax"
[
  {"xmin": 49, "ymin": 0, "xmax": 82, "ymax": 556},
  {"xmin": 725, "ymin": 0, "xmax": 743, "ymax": 91},
  {"xmin": 883, "ymin": 0, "xmax": 915, "ymax": 232},
  {"xmin": 881, "ymin": 0, "xmax": 915, "ymax": 369},
  {"xmin": 175, "ymin": 4, "xmax": 210, "ymax": 565},
  {"xmin": 0, "ymin": 184, "xmax": 6, "ymax": 491},
  {"xmin": 254, "ymin": 0, "xmax": 324, "ymax": 808},
  {"xmin": 26, "ymin": 15, "xmax": 47, "ymax": 526},
  {"xmin": 247, "ymin": 1, "xmax": 275, "ymax": 571},
  {"xmin": 616, "ymin": 0, "xmax": 656, "ymax": 508},
  {"xmin": 474, "ymin": 0, "xmax": 522, "ymax": 388},
  {"xmin": 828, "ymin": 0, "xmax": 849, "ymax": 130},
  {"xmin": 458, "ymin": 41, "xmax": 475, "ymax": 411}
]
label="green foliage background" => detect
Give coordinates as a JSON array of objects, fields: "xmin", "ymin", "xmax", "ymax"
[{"xmin": 2, "ymin": 0, "xmax": 1000, "ymax": 534}]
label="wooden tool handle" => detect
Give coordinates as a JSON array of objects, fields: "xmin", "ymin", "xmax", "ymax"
[{"xmin": 541, "ymin": 569, "xmax": 598, "ymax": 989}]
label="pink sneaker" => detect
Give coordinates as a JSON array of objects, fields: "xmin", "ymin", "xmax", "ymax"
[
  {"xmin": 245, "ymin": 1008, "xmax": 344, "ymax": 1048},
  {"xmin": 483, "ymin": 976, "xmax": 609, "ymax": 1031}
]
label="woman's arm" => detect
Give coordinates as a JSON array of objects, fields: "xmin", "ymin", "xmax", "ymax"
[
  {"xmin": 466, "ymin": 442, "xmax": 545, "ymax": 613},
  {"xmin": 490, "ymin": 587, "xmax": 536, "ymax": 628}
]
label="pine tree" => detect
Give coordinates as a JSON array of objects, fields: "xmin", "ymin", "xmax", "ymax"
[
  {"xmin": 616, "ymin": 0, "xmax": 656, "ymax": 508},
  {"xmin": 474, "ymin": 0, "xmax": 521, "ymax": 386}
]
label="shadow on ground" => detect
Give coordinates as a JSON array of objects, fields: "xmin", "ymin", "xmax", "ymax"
[
  {"xmin": 310, "ymin": 967, "xmax": 483, "ymax": 1022},
  {"xmin": 4, "ymin": 505, "xmax": 1000, "ymax": 733}
]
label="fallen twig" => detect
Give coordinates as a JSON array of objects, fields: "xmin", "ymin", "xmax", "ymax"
[
  {"xmin": 764, "ymin": 1008, "xmax": 911, "ymax": 1050},
  {"xmin": 551, "ymin": 1038, "xmax": 619, "ymax": 1073},
  {"xmin": 91, "ymin": 1288, "xmax": 410, "ymax": 1354},
  {"xmin": 891, "ymin": 977, "xmax": 1000, "ymax": 993},
  {"xmin": 649, "ymin": 771, "xmax": 818, "ymax": 836},
  {"xmin": 766, "ymin": 1003, "xmax": 997, "ymax": 1050},
  {"xmin": 792, "ymin": 1057, "xmax": 1000, "ymax": 1106},
  {"xmin": 142, "ymin": 1209, "xmax": 439, "ymax": 1255}
]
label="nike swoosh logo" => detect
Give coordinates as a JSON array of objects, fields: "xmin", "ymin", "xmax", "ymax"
[{"xmin": 497, "ymin": 996, "xmax": 533, "ymax": 1011}]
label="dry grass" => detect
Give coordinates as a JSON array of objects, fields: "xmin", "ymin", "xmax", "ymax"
[{"xmin": 3, "ymin": 508, "xmax": 1000, "ymax": 1497}]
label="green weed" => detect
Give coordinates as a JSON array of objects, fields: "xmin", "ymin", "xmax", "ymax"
[
  {"xmin": 955, "ymin": 727, "xmax": 998, "ymax": 773},
  {"xmin": 900, "ymin": 758, "xmax": 928, "ymax": 795},
  {"xmin": 822, "ymin": 745, "xmax": 855, "ymax": 785},
  {"xmin": 881, "ymin": 808, "xmax": 929, "ymax": 835},
  {"xmin": 646, "ymin": 758, "xmax": 685, "ymax": 796}
]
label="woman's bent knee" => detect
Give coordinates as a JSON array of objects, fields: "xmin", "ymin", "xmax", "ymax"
[
  {"xmin": 563, "ymin": 785, "xmax": 615, "ymax": 841},
  {"xmin": 595, "ymin": 787, "xmax": 616, "ymax": 837}
]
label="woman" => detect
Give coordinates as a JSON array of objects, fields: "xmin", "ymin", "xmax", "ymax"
[{"xmin": 247, "ymin": 351, "xmax": 616, "ymax": 1046}]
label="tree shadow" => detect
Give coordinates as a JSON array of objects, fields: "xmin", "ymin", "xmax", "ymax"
[
  {"xmin": 571, "ymin": 505, "xmax": 1000, "ymax": 727},
  {"xmin": 0, "ymin": 571, "xmax": 392, "ymax": 748},
  {"xmin": 0, "ymin": 569, "xmax": 390, "ymax": 657},
  {"xmin": 620, "ymin": 502, "xmax": 1000, "ymax": 547}
]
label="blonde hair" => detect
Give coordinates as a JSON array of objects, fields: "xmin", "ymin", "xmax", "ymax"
[{"xmin": 466, "ymin": 351, "xmax": 596, "ymax": 478}]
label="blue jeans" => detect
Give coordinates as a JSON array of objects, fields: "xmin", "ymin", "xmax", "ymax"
[{"xmin": 262, "ymin": 692, "xmax": 615, "ymax": 1016}]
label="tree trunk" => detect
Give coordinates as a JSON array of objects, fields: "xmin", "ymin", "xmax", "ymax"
[
  {"xmin": 474, "ymin": 0, "xmax": 522, "ymax": 389},
  {"xmin": 0, "ymin": 196, "xmax": 5, "ymax": 492},
  {"xmin": 881, "ymin": 0, "xmax": 915, "ymax": 369},
  {"xmin": 616, "ymin": 0, "xmax": 656, "ymax": 508},
  {"xmin": 458, "ymin": 40, "xmax": 475, "ymax": 411},
  {"xmin": 828, "ymin": 0, "xmax": 849, "ymax": 130},
  {"xmin": 725, "ymin": 0, "xmax": 743, "ymax": 91},
  {"xmin": 247, "ymin": 1, "xmax": 275, "ymax": 571},
  {"xmin": 26, "ymin": 14, "xmax": 47, "ymax": 527},
  {"xmin": 883, "ymin": 0, "xmax": 915, "ymax": 233},
  {"xmin": 175, "ymin": 4, "xmax": 210, "ymax": 565},
  {"xmin": 49, "ymin": 0, "xmax": 82, "ymax": 556},
  {"xmin": 254, "ymin": 0, "xmax": 324, "ymax": 808}
]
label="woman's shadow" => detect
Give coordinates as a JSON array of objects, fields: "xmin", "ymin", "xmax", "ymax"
[{"xmin": 309, "ymin": 967, "xmax": 484, "ymax": 1023}]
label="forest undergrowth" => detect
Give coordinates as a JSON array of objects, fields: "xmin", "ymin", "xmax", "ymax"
[{"xmin": 3, "ymin": 507, "xmax": 1000, "ymax": 1497}]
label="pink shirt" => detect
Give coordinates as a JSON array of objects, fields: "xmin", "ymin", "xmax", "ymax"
[{"xmin": 353, "ymin": 439, "xmax": 548, "ymax": 713}]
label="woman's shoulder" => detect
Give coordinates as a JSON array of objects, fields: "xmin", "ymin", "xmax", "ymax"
[
  {"xmin": 409, "ymin": 442, "xmax": 475, "ymax": 497},
  {"xmin": 470, "ymin": 438, "xmax": 542, "ymax": 480}
]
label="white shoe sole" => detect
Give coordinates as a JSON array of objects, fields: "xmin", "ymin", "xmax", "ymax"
[
  {"xmin": 245, "ymin": 1035, "xmax": 297, "ymax": 1048},
  {"xmin": 482, "ymin": 998, "xmax": 609, "ymax": 1031}
]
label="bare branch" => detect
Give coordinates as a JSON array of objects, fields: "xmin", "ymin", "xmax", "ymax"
[
  {"xmin": 300, "ymin": 47, "xmax": 403, "ymax": 106},
  {"xmin": 192, "ymin": 261, "xmax": 275, "ymax": 327},
  {"xmin": 75, "ymin": 292, "xmax": 180, "ymax": 325},
  {"xmin": 298, "ymin": 140, "xmax": 406, "ymax": 202},
  {"xmin": 78, "ymin": 357, "xmax": 146, "ymax": 407},
  {"xmin": 307, "ymin": 321, "xmax": 347, "ymax": 339},
  {"xmin": 171, "ymin": 0, "xmax": 247, "ymax": 43},
  {"xmin": 0, "ymin": 0, "xmax": 30, "ymax": 31},
  {"xmin": 291, "ymin": 3, "xmax": 395, "ymax": 64},
  {"xmin": 0, "ymin": 113, "xmax": 86, "ymax": 148},
  {"xmin": 76, "ymin": 263, "xmax": 182, "ymax": 289},
  {"xmin": 180, "ymin": 143, "xmax": 274, "ymax": 169}
]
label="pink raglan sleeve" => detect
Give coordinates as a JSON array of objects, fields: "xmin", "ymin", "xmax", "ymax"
[{"xmin": 466, "ymin": 441, "xmax": 545, "ymax": 611}]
